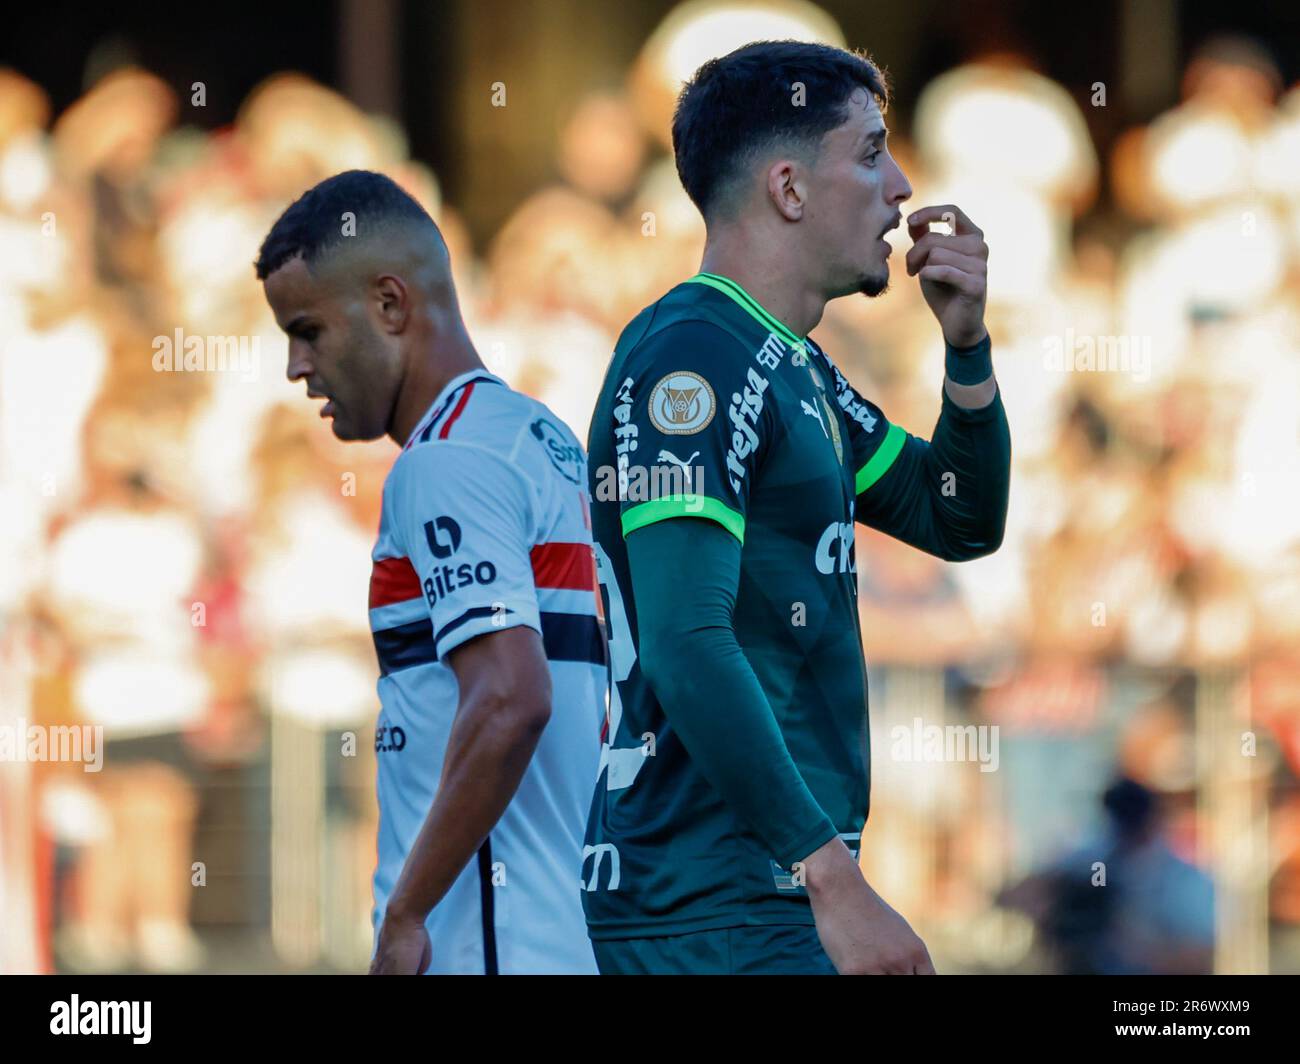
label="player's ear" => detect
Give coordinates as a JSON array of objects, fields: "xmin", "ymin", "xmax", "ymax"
[
  {"xmin": 766, "ymin": 160, "xmax": 804, "ymax": 222},
  {"xmin": 373, "ymin": 273, "xmax": 411, "ymax": 334}
]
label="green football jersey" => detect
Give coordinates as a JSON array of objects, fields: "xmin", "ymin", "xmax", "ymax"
[{"xmin": 582, "ymin": 272, "xmax": 908, "ymax": 939}]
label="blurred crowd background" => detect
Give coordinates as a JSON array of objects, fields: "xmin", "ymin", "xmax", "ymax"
[{"xmin": 1, "ymin": 0, "xmax": 1299, "ymax": 974}]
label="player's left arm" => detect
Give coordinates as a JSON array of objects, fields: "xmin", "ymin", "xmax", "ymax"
[
  {"xmin": 372, "ymin": 626, "xmax": 552, "ymax": 975},
  {"xmin": 835, "ymin": 204, "xmax": 1011, "ymax": 561},
  {"xmin": 370, "ymin": 442, "xmax": 551, "ymax": 975}
]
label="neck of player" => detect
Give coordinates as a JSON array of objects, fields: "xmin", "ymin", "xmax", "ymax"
[
  {"xmin": 388, "ymin": 314, "xmax": 486, "ymax": 447},
  {"xmin": 700, "ymin": 233, "xmax": 827, "ymax": 340}
]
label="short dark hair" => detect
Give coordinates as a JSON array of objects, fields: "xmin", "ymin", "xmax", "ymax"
[
  {"xmin": 671, "ymin": 40, "xmax": 889, "ymax": 220},
  {"xmin": 254, "ymin": 169, "xmax": 436, "ymax": 280},
  {"xmin": 1103, "ymin": 777, "xmax": 1156, "ymax": 836}
]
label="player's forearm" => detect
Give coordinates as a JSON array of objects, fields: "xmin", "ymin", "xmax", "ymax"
[
  {"xmin": 644, "ymin": 627, "xmax": 837, "ymax": 867},
  {"xmin": 384, "ymin": 692, "xmax": 548, "ymax": 924},
  {"xmin": 942, "ymin": 331, "xmax": 996, "ymax": 410},
  {"xmin": 862, "ymin": 338, "xmax": 1010, "ymax": 561},
  {"xmin": 627, "ymin": 519, "xmax": 837, "ymax": 868},
  {"xmin": 923, "ymin": 375, "xmax": 1010, "ymax": 559}
]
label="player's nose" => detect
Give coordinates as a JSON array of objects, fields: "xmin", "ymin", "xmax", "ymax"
[
  {"xmin": 286, "ymin": 344, "xmax": 313, "ymax": 384},
  {"xmin": 885, "ymin": 156, "xmax": 912, "ymax": 206}
]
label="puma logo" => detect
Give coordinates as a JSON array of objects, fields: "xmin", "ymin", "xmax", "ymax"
[
  {"xmin": 800, "ymin": 399, "xmax": 828, "ymax": 437},
  {"xmin": 657, "ymin": 449, "xmax": 699, "ymax": 474}
]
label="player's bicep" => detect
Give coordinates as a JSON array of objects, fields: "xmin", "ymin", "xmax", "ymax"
[
  {"xmin": 854, "ymin": 431, "xmax": 932, "ymax": 543},
  {"xmin": 391, "ymin": 445, "xmax": 541, "ymax": 661},
  {"xmin": 821, "ymin": 363, "xmax": 946, "ymax": 546}
]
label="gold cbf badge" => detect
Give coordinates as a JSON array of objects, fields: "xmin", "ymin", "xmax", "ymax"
[{"xmin": 647, "ymin": 371, "xmax": 716, "ymax": 435}]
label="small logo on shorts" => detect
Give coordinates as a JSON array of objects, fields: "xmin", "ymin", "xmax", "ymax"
[{"xmin": 648, "ymin": 371, "xmax": 716, "ymax": 435}]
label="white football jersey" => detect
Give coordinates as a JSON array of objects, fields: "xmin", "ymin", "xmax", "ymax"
[{"xmin": 368, "ymin": 368, "xmax": 604, "ymax": 974}]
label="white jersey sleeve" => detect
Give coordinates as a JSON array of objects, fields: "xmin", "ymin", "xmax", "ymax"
[{"xmin": 386, "ymin": 440, "xmax": 541, "ymax": 661}]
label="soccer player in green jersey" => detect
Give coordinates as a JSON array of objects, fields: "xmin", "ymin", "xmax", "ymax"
[{"xmin": 582, "ymin": 40, "xmax": 1011, "ymax": 974}]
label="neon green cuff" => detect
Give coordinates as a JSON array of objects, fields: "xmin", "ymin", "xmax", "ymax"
[{"xmin": 621, "ymin": 495, "xmax": 745, "ymax": 544}]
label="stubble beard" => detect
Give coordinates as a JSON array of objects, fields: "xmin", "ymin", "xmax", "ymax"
[{"xmin": 858, "ymin": 267, "xmax": 890, "ymax": 298}]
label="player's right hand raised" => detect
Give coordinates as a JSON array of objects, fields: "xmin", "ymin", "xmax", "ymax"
[{"xmin": 803, "ymin": 836, "xmax": 936, "ymax": 974}]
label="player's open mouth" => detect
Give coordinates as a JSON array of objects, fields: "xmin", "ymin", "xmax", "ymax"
[
  {"xmin": 879, "ymin": 215, "xmax": 900, "ymax": 254},
  {"xmin": 307, "ymin": 389, "xmax": 335, "ymax": 417}
]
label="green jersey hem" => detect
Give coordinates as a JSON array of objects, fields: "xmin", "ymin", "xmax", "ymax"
[{"xmin": 584, "ymin": 906, "xmax": 816, "ymax": 941}]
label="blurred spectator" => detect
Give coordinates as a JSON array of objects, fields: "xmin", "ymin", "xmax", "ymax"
[{"xmin": 999, "ymin": 777, "xmax": 1215, "ymax": 973}]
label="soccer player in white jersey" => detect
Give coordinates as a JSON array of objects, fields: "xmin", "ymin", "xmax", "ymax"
[{"xmin": 257, "ymin": 171, "xmax": 604, "ymax": 975}]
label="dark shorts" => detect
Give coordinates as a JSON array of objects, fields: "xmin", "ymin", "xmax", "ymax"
[{"xmin": 591, "ymin": 923, "xmax": 836, "ymax": 975}]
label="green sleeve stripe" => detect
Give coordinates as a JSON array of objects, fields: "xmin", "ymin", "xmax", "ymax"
[
  {"xmin": 855, "ymin": 423, "xmax": 907, "ymax": 495},
  {"xmin": 687, "ymin": 273, "xmax": 804, "ymax": 350},
  {"xmin": 621, "ymin": 495, "xmax": 746, "ymax": 544}
]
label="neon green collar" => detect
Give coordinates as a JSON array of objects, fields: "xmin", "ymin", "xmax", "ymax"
[{"xmin": 687, "ymin": 272, "xmax": 806, "ymax": 349}]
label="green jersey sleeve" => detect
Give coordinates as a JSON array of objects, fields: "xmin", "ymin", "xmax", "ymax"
[
  {"xmin": 609, "ymin": 319, "xmax": 777, "ymax": 545},
  {"xmin": 811, "ymin": 338, "xmax": 1011, "ymax": 561}
]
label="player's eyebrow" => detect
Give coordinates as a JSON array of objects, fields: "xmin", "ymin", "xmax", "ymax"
[
  {"xmin": 860, "ymin": 127, "xmax": 888, "ymax": 151},
  {"xmin": 282, "ymin": 313, "xmax": 313, "ymax": 335}
]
